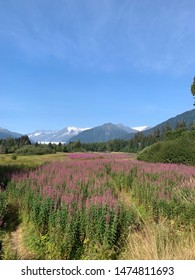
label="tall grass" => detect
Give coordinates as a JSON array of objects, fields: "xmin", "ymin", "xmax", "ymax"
[{"xmin": 120, "ymin": 219, "xmax": 195, "ymax": 260}]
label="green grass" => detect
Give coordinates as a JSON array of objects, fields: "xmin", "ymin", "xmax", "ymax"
[{"xmin": 0, "ymin": 153, "xmax": 67, "ymax": 168}]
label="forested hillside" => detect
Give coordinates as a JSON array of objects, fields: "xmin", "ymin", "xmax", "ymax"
[{"xmin": 137, "ymin": 129, "xmax": 195, "ymax": 165}]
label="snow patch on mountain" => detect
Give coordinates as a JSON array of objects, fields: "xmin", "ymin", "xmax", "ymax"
[
  {"xmin": 132, "ymin": 126, "xmax": 149, "ymax": 132},
  {"xmin": 28, "ymin": 127, "xmax": 90, "ymax": 143}
]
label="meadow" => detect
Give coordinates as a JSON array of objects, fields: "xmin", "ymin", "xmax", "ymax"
[{"xmin": 0, "ymin": 152, "xmax": 195, "ymax": 259}]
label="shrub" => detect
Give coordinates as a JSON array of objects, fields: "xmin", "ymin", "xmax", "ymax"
[
  {"xmin": 11, "ymin": 154, "xmax": 17, "ymax": 160},
  {"xmin": 137, "ymin": 130, "xmax": 195, "ymax": 165},
  {"xmin": 0, "ymin": 192, "xmax": 7, "ymax": 224},
  {"xmin": 15, "ymin": 145, "xmax": 55, "ymax": 155}
]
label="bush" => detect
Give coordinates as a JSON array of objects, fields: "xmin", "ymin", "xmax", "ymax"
[
  {"xmin": 15, "ymin": 145, "xmax": 55, "ymax": 155},
  {"xmin": 0, "ymin": 192, "xmax": 7, "ymax": 224},
  {"xmin": 11, "ymin": 154, "xmax": 17, "ymax": 160},
  {"xmin": 137, "ymin": 130, "xmax": 195, "ymax": 165}
]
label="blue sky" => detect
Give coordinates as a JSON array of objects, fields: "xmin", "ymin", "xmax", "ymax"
[{"xmin": 0, "ymin": 0, "xmax": 195, "ymax": 134}]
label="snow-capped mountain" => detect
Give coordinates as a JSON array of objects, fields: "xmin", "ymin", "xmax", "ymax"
[
  {"xmin": 28, "ymin": 124, "xmax": 150, "ymax": 144},
  {"xmin": 28, "ymin": 124, "xmax": 151, "ymax": 144},
  {"xmin": 28, "ymin": 127, "xmax": 90, "ymax": 143},
  {"xmin": 68, "ymin": 123, "xmax": 151, "ymax": 143}
]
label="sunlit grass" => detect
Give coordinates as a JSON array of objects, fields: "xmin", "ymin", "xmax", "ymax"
[
  {"xmin": 0, "ymin": 153, "xmax": 67, "ymax": 168},
  {"xmin": 119, "ymin": 219, "xmax": 195, "ymax": 260}
]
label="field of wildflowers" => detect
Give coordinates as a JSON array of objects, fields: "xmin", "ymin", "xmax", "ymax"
[{"xmin": 0, "ymin": 152, "xmax": 195, "ymax": 259}]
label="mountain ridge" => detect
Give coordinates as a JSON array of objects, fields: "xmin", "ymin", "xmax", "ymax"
[
  {"xmin": 1, "ymin": 108, "xmax": 194, "ymax": 143},
  {"xmin": 68, "ymin": 123, "xmax": 141, "ymax": 143},
  {"xmin": 123, "ymin": 108, "xmax": 195, "ymax": 140},
  {"xmin": 27, "ymin": 124, "xmax": 148, "ymax": 143},
  {"xmin": 142, "ymin": 108, "xmax": 195, "ymax": 136},
  {"xmin": 0, "ymin": 128, "xmax": 22, "ymax": 139}
]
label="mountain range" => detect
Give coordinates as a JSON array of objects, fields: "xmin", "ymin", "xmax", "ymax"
[
  {"xmin": 0, "ymin": 127, "xmax": 22, "ymax": 140},
  {"xmin": 65, "ymin": 108, "xmax": 195, "ymax": 143},
  {"xmin": 1, "ymin": 108, "xmax": 195, "ymax": 143},
  {"xmin": 28, "ymin": 127, "xmax": 90, "ymax": 143},
  {"xmin": 27, "ymin": 124, "xmax": 148, "ymax": 143}
]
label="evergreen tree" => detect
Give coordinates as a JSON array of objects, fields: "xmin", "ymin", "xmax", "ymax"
[
  {"xmin": 191, "ymin": 76, "xmax": 195, "ymax": 105},
  {"xmin": 17, "ymin": 135, "xmax": 31, "ymax": 147}
]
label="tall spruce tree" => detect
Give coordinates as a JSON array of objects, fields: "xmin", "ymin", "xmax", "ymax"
[{"xmin": 191, "ymin": 76, "xmax": 195, "ymax": 105}]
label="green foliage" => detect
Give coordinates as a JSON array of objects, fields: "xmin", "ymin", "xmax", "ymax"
[
  {"xmin": 0, "ymin": 136, "xmax": 67, "ymax": 155},
  {"xmin": 15, "ymin": 145, "xmax": 56, "ymax": 155},
  {"xmin": 66, "ymin": 141, "xmax": 85, "ymax": 152},
  {"xmin": 191, "ymin": 76, "xmax": 195, "ymax": 105},
  {"xmin": 0, "ymin": 136, "xmax": 31, "ymax": 154},
  {"xmin": 11, "ymin": 154, "xmax": 17, "ymax": 160},
  {"xmin": 0, "ymin": 192, "xmax": 8, "ymax": 221},
  {"xmin": 69, "ymin": 133, "xmax": 161, "ymax": 154},
  {"xmin": 138, "ymin": 130, "xmax": 195, "ymax": 165}
]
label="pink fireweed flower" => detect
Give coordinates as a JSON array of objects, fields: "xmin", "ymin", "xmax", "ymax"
[
  {"xmin": 85, "ymin": 189, "xmax": 117, "ymax": 210},
  {"xmin": 9, "ymin": 152, "xmax": 195, "ymax": 214}
]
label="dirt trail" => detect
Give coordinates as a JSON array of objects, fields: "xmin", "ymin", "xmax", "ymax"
[{"xmin": 10, "ymin": 226, "xmax": 35, "ymax": 259}]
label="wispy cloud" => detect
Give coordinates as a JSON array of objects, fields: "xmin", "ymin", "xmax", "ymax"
[
  {"xmin": 0, "ymin": 0, "xmax": 195, "ymax": 74},
  {"xmin": 125, "ymin": 0, "xmax": 195, "ymax": 74}
]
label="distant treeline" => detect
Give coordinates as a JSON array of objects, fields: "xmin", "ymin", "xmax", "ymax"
[
  {"xmin": 0, "ymin": 137, "xmax": 65, "ymax": 155},
  {"xmin": 0, "ymin": 135, "xmax": 31, "ymax": 154}
]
